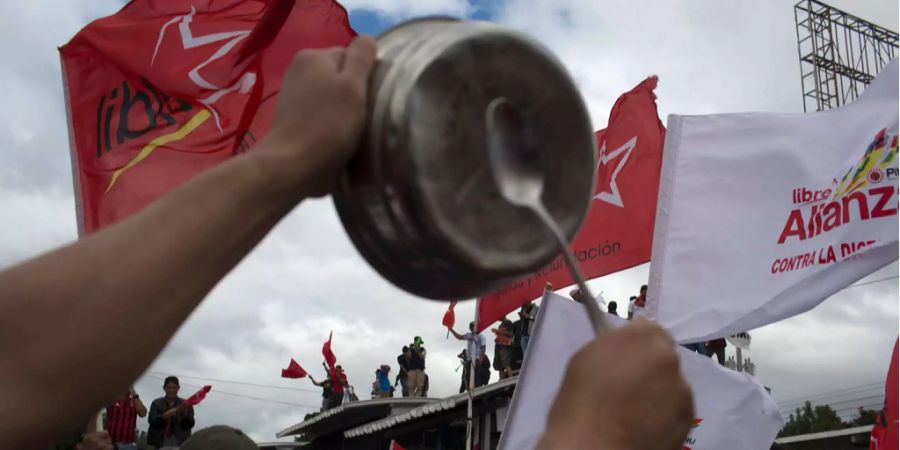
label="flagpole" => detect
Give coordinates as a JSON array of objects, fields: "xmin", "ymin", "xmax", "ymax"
[{"xmin": 466, "ymin": 297, "xmax": 479, "ymax": 450}]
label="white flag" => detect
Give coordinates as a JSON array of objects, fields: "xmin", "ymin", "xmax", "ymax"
[
  {"xmin": 500, "ymin": 292, "xmax": 782, "ymax": 450},
  {"xmin": 647, "ymin": 61, "xmax": 899, "ymax": 343}
]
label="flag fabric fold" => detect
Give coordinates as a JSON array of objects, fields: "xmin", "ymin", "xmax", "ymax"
[
  {"xmin": 60, "ymin": 0, "xmax": 356, "ymax": 234},
  {"xmin": 499, "ymin": 292, "xmax": 782, "ymax": 450},
  {"xmin": 281, "ymin": 358, "xmax": 308, "ymax": 379},
  {"xmin": 442, "ymin": 301, "xmax": 457, "ymax": 329},
  {"xmin": 646, "ymin": 61, "xmax": 899, "ymax": 343},
  {"xmin": 476, "ymin": 75, "xmax": 666, "ymax": 331},
  {"xmin": 322, "ymin": 331, "xmax": 336, "ymax": 371},
  {"xmin": 183, "ymin": 385, "xmax": 212, "ymax": 407}
]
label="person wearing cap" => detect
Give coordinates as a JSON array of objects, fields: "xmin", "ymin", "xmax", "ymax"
[
  {"xmin": 0, "ymin": 37, "xmax": 693, "ymax": 450},
  {"xmin": 147, "ymin": 376, "xmax": 195, "ymax": 448},
  {"xmin": 407, "ymin": 336, "xmax": 427, "ymax": 397}
]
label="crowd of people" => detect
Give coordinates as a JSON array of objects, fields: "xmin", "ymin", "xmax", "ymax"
[{"xmin": 323, "ymin": 283, "xmax": 707, "ymax": 407}]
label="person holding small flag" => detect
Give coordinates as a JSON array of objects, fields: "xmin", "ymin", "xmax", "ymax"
[
  {"xmin": 147, "ymin": 376, "xmax": 195, "ymax": 448},
  {"xmin": 450, "ymin": 321, "xmax": 488, "ymax": 390},
  {"xmin": 309, "ymin": 371, "xmax": 333, "ymax": 412}
]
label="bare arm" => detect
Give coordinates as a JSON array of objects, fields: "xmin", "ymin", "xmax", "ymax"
[
  {"xmin": 449, "ymin": 328, "xmax": 465, "ymax": 340},
  {"xmin": 0, "ymin": 37, "xmax": 376, "ymax": 449},
  {"xmin": 133, "ymin": 398, "xmax": 147, "ymax": 418}
]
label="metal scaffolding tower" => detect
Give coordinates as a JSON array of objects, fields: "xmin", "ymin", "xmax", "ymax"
[{"xmin": 794, "ymin": 0, "xmax": 898, "ymax": 112}]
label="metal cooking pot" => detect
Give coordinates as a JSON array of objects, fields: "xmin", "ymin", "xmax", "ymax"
[{"xmin": 333, "ymin": 18, "xmax": 596, "ymax": 300}]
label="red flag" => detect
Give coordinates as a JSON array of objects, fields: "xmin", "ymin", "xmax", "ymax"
[
  {"xmin": 281, "ymin": 358, "xmax": 308, "ymax": 379},
  {"xmin": 322, "ymin": 331, "xmax": 337, "ymax": 370},
  {"xmin": 870, "ymin": 339, "xmax": 898, "ymax": 450},
  {"xmin": 183, "ymin": 385, "xmax": 212, "ymax": 407},
  {"xmin": 442, "ymin": 301, "xmax": 458, "ymax": 329},
  {"xmin": 476, "ymin": 76, "xmax": 666, "ymax": 331},
  {"xmin": 390, "ymin": 441, "xmax": 406, "ymax": 450},
  {"xmin": 60, "ymin": 0, "xmax": 355, "ymax": 234}
]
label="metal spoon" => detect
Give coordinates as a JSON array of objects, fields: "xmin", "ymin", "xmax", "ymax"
[{"xmin": 485, "ymin": 97, "xmax": 608, "ymax": 333}]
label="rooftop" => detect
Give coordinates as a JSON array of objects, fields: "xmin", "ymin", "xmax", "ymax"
[
  {"xmin": 276, "ymin": 397, "xmax": 433, "ymax": 440},
  {"xmin": 344, "ymin": 376, "xmax": 518, "ymax": 439}
]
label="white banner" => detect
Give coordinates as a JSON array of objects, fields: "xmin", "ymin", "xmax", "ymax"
[
  {"xmin": 500, "ymin": 292, "xmax": 782, "ymax": 450},
  {"xmin": 647, "ymin": 61, "xmax": 899, "ymax": 343}
]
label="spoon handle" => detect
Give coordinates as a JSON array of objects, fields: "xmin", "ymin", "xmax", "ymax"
[{"xmin": 532, "ymin": 205, "xmax": 609, "ymax": 334}]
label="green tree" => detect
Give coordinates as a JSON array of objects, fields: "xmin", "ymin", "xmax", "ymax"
[
  {"xmin": 847, "ymin": 407, "xmax": 880, "ymax": 427},
  {"xmin": 779, "ymin": 401, "xmax": 844, "ymax": 437}
]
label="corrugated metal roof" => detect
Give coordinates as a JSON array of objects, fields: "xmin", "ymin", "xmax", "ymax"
[
  {"xmin": 275, "ymin": 397, "xmax": 433, "ymax": 438},
  {"xmin": 344, "ymin": 376, "xmax": 518, "ymax": 439}
]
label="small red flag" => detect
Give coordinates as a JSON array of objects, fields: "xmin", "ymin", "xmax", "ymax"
[
  {"xmin": 281, "ymin": 358, "xmax": 308, "ymax": 379},
  {"xmin": 322, "ymin": 331, "xmax": 337, "ymax": 370},
  {"xmin": 442, "ymin": 301, "xmax": 458, "ymax": 329},
  {"xmin": 183, "ymin": 385, "xmax": 211, "ymax": 407}
]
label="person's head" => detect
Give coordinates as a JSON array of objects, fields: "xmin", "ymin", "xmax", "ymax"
[
  {"xmin": 608, "ymin": 301, "xmax": 618, "ymax": 313},
  {"xmin": 180, "ymin": 425, "xmax": 256, "ymax": 450},
  {"xmin": 570, "ymin": 288, "xmax": 584, "ymax": 302},
  {"xmin": 163, "ymin": 376, "xmax": 180, "ymax": 400},
  {"xmin": 336, "ymin": 364, "xmax": 343, "ymax": 372},
  {"xmin": 402, "ymin": 345, "xmax": 410, "ymax": 355},
  {"xmin": 414, "ymin": 336, "xmax": 424, "ymax": 346},
  {"xmin": 640, "ymin": 285, "xmax": 648, "ymax": 295},
  {"xmin": 469, "ymin": 321, "xmax": 475, "ymax": 331}
]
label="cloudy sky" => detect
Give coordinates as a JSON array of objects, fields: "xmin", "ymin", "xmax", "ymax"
[{"xmin": 1, "ymin": 0, "xmax": 898, "ymax": 443}]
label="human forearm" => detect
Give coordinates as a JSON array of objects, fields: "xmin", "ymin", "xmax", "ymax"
[
  {"xmin": 134, "ymin": 398, "xmax": 148, "ymax": 418},
  {"xmin": 0, "ymin": 36, "xmax": 375, "ymax": 450},
  {"xmin": 0, "ymin": 143, "xmax": 299, "ymax": 448}
]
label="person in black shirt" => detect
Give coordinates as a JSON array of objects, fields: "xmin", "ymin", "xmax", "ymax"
[
  {"xmin": 519, "ymin": 302, "xmax": 539, "ymax": 354},
  {"xmin": 310, "ymin": 372, "xmax": 332, "ymax": 411},
  {"xmin": 147, "ymin": 376, "xmax": 195, "ymax": 448},
  {"xmin": 396, "ymin": 346, "xmax": 411, "ymax": 397}
]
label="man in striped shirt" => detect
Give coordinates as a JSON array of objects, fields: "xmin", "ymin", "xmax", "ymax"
[{"xmin": 105, "ymin": 387, "xmax": 147, "ymax": 450}]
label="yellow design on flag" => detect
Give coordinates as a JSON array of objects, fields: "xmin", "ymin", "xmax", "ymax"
[
  {"xmin": 832, "ymin": 129, "xmax": 898, "ymax": 199},
  {"xmin": 105, "ymin": 109, "xmax": 211, "ymax": 193}
]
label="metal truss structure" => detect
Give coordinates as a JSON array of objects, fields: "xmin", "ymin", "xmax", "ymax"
[{"xmin": 795, "ymin": 0, "xmax": 898, "ymax": 111}]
